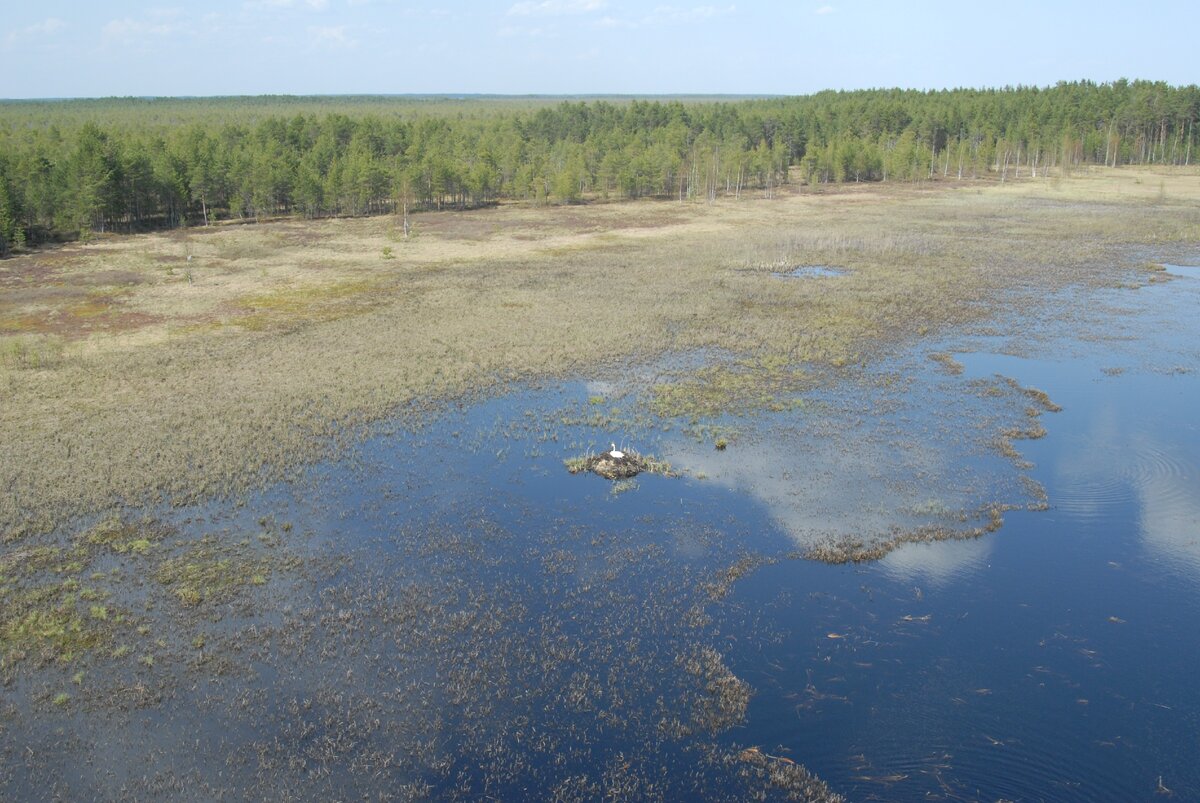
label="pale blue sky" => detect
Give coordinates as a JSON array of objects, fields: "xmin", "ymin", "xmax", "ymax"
[{"xmin": 2, "ymin": 1, "xmax": 1196, "ymax": 98}]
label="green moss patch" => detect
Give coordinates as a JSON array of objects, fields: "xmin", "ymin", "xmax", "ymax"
[
  {"xmin": 651, "ymin": 356, "xmax": 808, "ymax": 422},
  {"xmin": 156, "ymin": 537, "xmax": 275, "ymax": 609},
  {"xmin": 81, "ymin": 517, "xmax": 167, "ymax": 556}
]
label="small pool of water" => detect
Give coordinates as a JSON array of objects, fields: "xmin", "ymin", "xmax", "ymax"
[
  {"xmin": 772, "ymin": 265, "xmax": 848, "ymax": 278},
  {"xmin": 1165, "ymin": 262, "xmax": 1200, "ymax": 279}
]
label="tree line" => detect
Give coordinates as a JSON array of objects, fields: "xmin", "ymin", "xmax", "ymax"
[{"xmin": 1, "ymin": 80, "xmax": 1197, "ymax": 255}]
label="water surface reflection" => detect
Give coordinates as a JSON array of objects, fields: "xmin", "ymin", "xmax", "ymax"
[{"xmin": 729, "ymin": 259, "xmax": 1200, "ymax": 801}]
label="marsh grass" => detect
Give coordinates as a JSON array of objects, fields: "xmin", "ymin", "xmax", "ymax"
[
  {"xmin": 0, "ymin": 334, "xmax": 67, "ymax": 369},
  {"xmin": 1, "ymin": 168, "xmax": 1197, "ymax": 535},
  {"xmin": 0, "ymin": 515, "xmax": 291, "ymax": 682},
  {"xmin": 651, "ymin": 356, "xmax": 808, "ymax": 421},
  {"xmin": 678, "ymin": 646, "xmax": 752, "ymax": 735},
  {"xmin": 156, "ymin": 536, "xmax": 278, "ymax": 608},
  {"xmin": 807, "ymin": 503, "xmax": 1010, "ymax": 564},
  {"xmin": 236, "ymin": 277, "xmax": 381, "ymax": 332},
  {"xmin": 0, "ymin": 519, "xmax": 155, "ymax": 673},
  {"xmin": 732, "ymin": 746, "xmax": 844, "ymax": 802},
  {"xmin": 928, "ymin": 352, "xmax": 965, "ymax": 374},
  {"xmin": 82, "ymin": 517, "xmax": 167, "ymax": 555}
]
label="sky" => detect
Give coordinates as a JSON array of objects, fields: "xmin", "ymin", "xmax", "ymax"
[{"xmin": 2, "ymin": 1, "xmax": 1197, "ymax": 99}]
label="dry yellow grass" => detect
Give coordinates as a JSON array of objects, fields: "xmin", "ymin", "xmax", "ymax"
[{"xmin": 2, "ymin": 168, "xmax": 1198, "ymax": 535}]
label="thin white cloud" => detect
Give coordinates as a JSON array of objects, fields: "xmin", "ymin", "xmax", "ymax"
[
  {"xmin": 309, "ymin": 24, "xmax": 356, "ymax": 47},
  {"xmin": 648, "ymin": 4, "xmax": 733, "ymax": 22},
  {"xmin": 498, "ymin": 24, "xmax": 549, "ymax": 38},
  {"xmin": 507, "ymin": 0, "xmax": 606, "ymax": 17},
  {"xmin": 815, "ymin": 4, "xmax": 835, "ymax": 14},
  {"xmin": 200, "ymin": 12, "xmax": 228, "ymax": 32},
  {"xmin": 597, "ymin": 4, "xmax": 736, "ymax": 29},
  {"xmin": 102, "ymin": 17, "xmax": 183, "ymax": 40},
  {"xmin": 5, "ymin": 17, "xmax": 66, "ymax": 45},
  {"xmin": 250, "ymin": 0, "xmax": 329, "ymax": 9}
]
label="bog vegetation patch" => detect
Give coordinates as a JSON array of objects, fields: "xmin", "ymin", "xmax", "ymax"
[{"xmin": 1, "ymin": 170, "xmax": 1196, "ymax": 536}]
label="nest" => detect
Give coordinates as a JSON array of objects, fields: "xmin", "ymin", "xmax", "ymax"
[{"xmin": 567, "ymin": 449, "xmax": 650, "ymax": 480}]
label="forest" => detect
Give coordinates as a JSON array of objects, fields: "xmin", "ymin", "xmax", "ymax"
[{"xmin": 1, "ymin": 79, "xmax": 1197, "ymax": 254}]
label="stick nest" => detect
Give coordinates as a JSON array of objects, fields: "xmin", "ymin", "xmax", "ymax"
[{"xmin": 565, "ymin": 449, "xmax": 673, "ymax": 481}]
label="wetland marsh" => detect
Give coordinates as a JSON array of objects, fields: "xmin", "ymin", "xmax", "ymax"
[{"xmin": 2, "ymin": 168, "xmax": 1200, "ymax": 800}]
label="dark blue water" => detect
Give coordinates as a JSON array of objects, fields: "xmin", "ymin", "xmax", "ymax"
[
  {"xmin": 5, "ymin": 265, "xmax": 1199, "ymax": 800},
  {"xmin": 726, "ymin": 265, "xmax": 1200, "ymax": 801}
]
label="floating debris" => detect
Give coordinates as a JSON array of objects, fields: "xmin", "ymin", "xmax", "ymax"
[
  {"xmin": 853, "ymin": 773, "xmax": 909, "ymax": 784},
  {"xmin": 738, "ymin": 746, "xmax": 795, "ymax": 765}
]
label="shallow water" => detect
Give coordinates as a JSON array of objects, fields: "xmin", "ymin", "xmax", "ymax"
[
  {"xmin": 772, "ymin": 265, "xmax": 848, "ymax": 279},
  {"xmin": 3, "ymin": 262, "xmax": 1199, "ymax": 800},
  {"xmin": 726, "ymin": 264, "xmax": 1200, "ymax": 801}
]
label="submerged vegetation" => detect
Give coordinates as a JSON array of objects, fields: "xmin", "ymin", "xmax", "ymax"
[{"xmin": 0, "ymin": 516, "xmax": 289, "ymax": 681}]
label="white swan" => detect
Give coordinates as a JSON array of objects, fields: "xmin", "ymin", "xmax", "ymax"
[{"xmin": 609, "ymin": 442, "xmax": 625, "ymax": 459}]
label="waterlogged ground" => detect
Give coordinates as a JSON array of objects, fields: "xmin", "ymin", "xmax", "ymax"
[
  {"xmin": 0, "ymin": 376, "xmax": 849, "ymax": 800},
  {"xmin": 2, "ymin": 260, "xmax": 1199, "ymax": 801}
]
